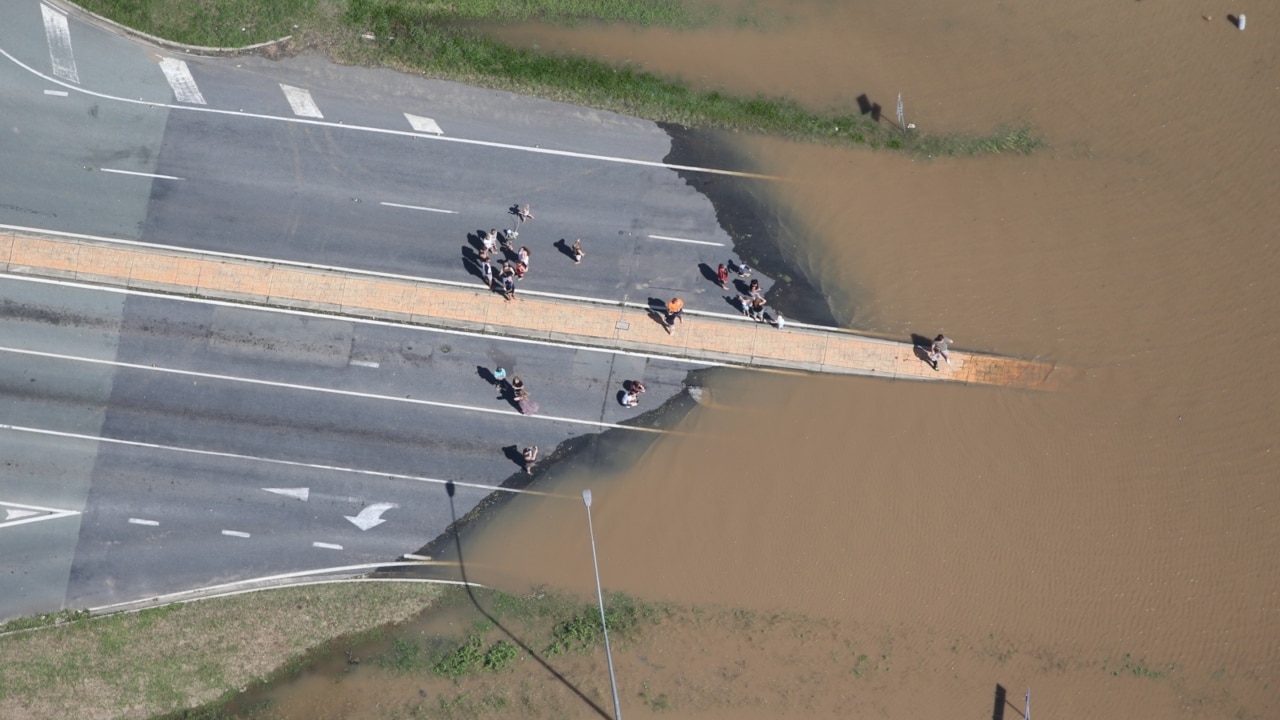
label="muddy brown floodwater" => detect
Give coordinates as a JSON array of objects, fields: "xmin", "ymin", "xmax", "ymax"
[{"xmin": 256, "ymin": 0, "xmax": 1279, "ymax": 717}]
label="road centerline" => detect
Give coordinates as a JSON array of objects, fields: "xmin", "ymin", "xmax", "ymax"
[{"xmin": 0, "ymin": 345, "xmax": 661, "ymax": 434}]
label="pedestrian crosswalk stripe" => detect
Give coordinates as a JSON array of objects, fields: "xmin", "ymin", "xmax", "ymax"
[
  {"xmin": 159, "ymin": 58, "xmax": 206, "ymax": 104},
  {"xmin": 40, "ymin": 3, "xmax": 79, "ymax": 84},
  {"xmin": 280, "ymin": 83, "xmax": 323, "ymax": 118},
  {"xmin": 404, "ymin": 113, "xmax": 443, "ymax": 135}
]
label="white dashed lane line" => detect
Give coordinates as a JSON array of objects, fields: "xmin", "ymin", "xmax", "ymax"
[
  {"xmin": 312, "ymin": 542, "xmax": 343, "ymax": 550},
  {"xmin": 100, "ymin": 168, "xmax": 184, "ymax": 180},
  {"xmin": 128, "ymin": 518, "xmax": 159, "ymax": 526},
  {"xmin": 40, "ymin": 3, "xmax": 78, "ymax": 84},
  {"xmin": 280, "ymin": 83, "xmax": 323, "ymax": 118},
  {"xmin": 159, "ymin": 58, "xmax": 206, "ymax": 105},
  {"xmin": 647, "ymin": 234, "xmax": 726, "ymax": 247},
  {"xmin": 380, "ymin": 201, "xmax": 457, "ymax": 215},
  {"xmin": 43, "ymin": 89, "xmax": 67, "ymax": 96},
  {"xmin": 221, "ymin": 530, "xmax": 251, "ymax": 538}
]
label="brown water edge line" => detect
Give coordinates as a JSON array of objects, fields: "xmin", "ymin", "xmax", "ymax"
[{"xmin": 0, "ymin": 230, "xmax": 1067, "ymax": 390}]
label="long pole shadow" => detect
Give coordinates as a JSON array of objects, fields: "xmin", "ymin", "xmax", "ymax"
[{"xmin": 445, "ymin": 481, "xmax": 613, "ymax": 720}]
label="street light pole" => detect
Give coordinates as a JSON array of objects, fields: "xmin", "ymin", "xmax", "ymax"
[{"xmin": 582, "ymin": 488, "xmax": 622, "ymax": 720}]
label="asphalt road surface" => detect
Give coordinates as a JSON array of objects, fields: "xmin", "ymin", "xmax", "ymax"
[
  {"xmin": 0, "ymin": 0, "xmax": 772, "ymax": 314},
  {"xmin": 0, "ymin": 276, "xmax": 696, "ymax": 620},
  {"xmin": 0, "ymin": 0, "xmax": 748, "ymax": 621}
]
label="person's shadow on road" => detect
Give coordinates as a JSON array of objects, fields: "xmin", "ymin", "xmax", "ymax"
[{"xmin": 553, "ymin": 239, "xmax": 577, "ymax": 263}]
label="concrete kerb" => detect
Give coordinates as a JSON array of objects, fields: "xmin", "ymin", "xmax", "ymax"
[{"xmin": 52, "ymin": 0, "xmax": 293, "ymax": 57}]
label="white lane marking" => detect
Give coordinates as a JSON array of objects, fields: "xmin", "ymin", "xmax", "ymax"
[
  {"xmin": 402, "ymin": 553, "xmax": 431, "ymax": 560},
  {"xmin": 0, "ymin": 47, "xmax": 774, "ymax": 180},
  {"xmin": 380, "ymin": 201, "xmax": 457, "ymax": 214},
  {"xmin": 87, "ymin": 564, "xmax": 476, "ymax": 614},
  {"xmin": 349, "ymin": 359, "xmax": 380, "ymax": 368},
  {"xmin": 221, "ymin": 529, "xmax": 251, "ymax": 538},
  {"xmin": 158, "ymin": 58, "xmax": 206, "ymax": 105},
  {"xmin": 312, "ymin": 541, "xmax": 343, "ymax": 550},
  {"xmin": 0, "ymin": 223, "xmax": 832, "ymax": 332},
  {"xmin": 263, "ymin": 487, "xmax": 310, "ymax": 501},
  {"xmin": 280, "ymin": 84, "xmax": 323, "ymax": 118},
  {"xmin": 647, "ymin": 234, "xmax": 726, "ymax": 247},
  {"xmin": 0, "ymin": 272, "xmax": 737, "ymax": 368},
  {"xmin": 0, "ymin": 500, "xmax": 80, "ymax": 529},
  {"xmin": 0, "ymin": 424, "xmax": 559, "ymax": 497},
  {"xmin": 40, "ymin": 4, "xmax": 78, "ymax": 84},
  {"xmin": 0, "ymin": 346, "xmax": 664, "ymax": 433},
  {"xmin": 404, "ymin": 113, "xmax": 443, "ymax": 134},
  {"xmin": 346, "ymin": 502, "xmax": 398, "ymax": 531},
  {"xmin": 99, "ymin": 168, "xmax": 184, "ymax": 180},
  {"xmin": 43, "ymin": 89, "xmax": 67, "ymax": 96},
  {"xmin": 128, "ymin": 518, "xmax": 160, "ymax": 526}
]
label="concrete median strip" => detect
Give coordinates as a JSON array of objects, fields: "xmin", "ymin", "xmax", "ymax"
[{"xmin": 0, "ymin": 230, "xmax": 1066, "ymax": 390}]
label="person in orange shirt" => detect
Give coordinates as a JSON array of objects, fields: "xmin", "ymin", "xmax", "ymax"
[{"xmin": 664, "ymin": 297, "xmax": 685, "ymax": 333}]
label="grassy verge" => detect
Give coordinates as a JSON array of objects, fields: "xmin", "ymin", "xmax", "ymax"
[
  {"xmin": 73, "ymin": 0, "xmax": 1043, "ymax": 156},
  {"xmin": 0, "ymin": 581, "xmax": 444, "ymax": 720}
]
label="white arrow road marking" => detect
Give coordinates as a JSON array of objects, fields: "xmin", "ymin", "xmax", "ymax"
[
  {"xmin": 0, "ymin": 500, "xmax": 80, "ymax": 529},
  {"xmin": 158, "ymin": 58, "xmax": 206, "ymax": 104},
  {"xmin": 346, "ymin": 502, "xmax": 398, "ymax": 531},
  {"xmin": 280, "ymin": 83, "xmax": 323, "ymax": 118},
  {"xmin": 404, "ymin": 113, "xmax": 443, "ymax": 135},
  {"xmin": 40, "ymin": 4, "xmax": 78, "ymax": 84},
  {"xmin": 263, "ymin": 487, "xmax": 310, "ymax": 501}
]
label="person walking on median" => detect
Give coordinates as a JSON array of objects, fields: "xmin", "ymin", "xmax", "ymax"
[
  {"xmin": 502, "ymin": 274, "xmax": 516, "ymax": 302},
  {"xmin": 664, "ymin": 297, "xmax": 685, "ymax": 334},
  {"xmin": 927, "ymin": 334, "xmax": 953, "ymax": 370},
  {"xmin": 572, "ymin": 238, "xmax": 584, "ymax": 265}
]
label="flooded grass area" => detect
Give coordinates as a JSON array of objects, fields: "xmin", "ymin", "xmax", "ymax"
[{"xmin": 172, "ymin": 584, "xmax": 1200, "ymax": 720}]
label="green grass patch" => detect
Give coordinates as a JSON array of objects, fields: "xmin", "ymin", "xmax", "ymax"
[
  {"xmin": 76, "ymin": 0, "xmax": 318, "ymax": 48},
  {"xmin": 81, "ymin": 0, "xmax": 1042, "ymax": 157},
  {"xmin": 0, "ymin": 581, "xmax": 443, "ymax": 720}
]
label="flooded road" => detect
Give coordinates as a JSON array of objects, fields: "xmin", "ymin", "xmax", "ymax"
[{"xmin": 255, "ymin": 0, "xmax": 1280, "ymax": 717}]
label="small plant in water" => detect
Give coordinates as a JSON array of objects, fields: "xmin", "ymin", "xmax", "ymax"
[{"xmin": 482, "ymin": 639, "xmax": 518, "ymax": 671}]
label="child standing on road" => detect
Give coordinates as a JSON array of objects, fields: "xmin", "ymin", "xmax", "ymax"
[
  {"xmin": 572, "ymin": 238, "xmax": 584, "ymax": 265},
  {"xmin": 716, "ymin": 263, "xmax": 729, "ymax": 289}
]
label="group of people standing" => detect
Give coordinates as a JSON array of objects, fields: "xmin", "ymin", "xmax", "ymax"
[
  {"xmin": 474, "ymin": 204, "xmax": 588, "ymax": 302},
  {"xmin": 478, "ymin": 227, "xmax": 533, "ymax": 302}
]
